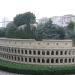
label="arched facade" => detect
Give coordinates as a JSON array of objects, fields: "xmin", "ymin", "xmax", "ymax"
[{"xmin": 0, "ymin": 38, "xmax": 75, "ymax": 65}]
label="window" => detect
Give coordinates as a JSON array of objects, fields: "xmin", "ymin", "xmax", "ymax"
[
  {"xmin": 38, "ymin": 51, "xmax": 40, "ymax": 55},
  {"xmin": 46, "ymin": 59, "xmax": 49, "ymax": 63},
  {"xmin": 18, "ymin": 57, "xmax": 20, "ymax": 61},
  {"xmin": 69, "ymin": 51, "xmax": 71, "ymax": 55},
  {"xmin": 56, "ymin": 59, "xmax": 58, "ymax": 63},
  {"xmin": 60, "ymin": 59, "xmax": 63, "ymax": 63},
  {"xmin": 51, "ymin": 51, "xmax": 54, "ymax": 55},
  {"xmin": 47, "ymin": 51, "xmax": 49, "ymax": 55},
  {"xmin": 12, "ymin": 48, "xmax": 13, "ymax": 53},
  {"xmin": 51, "ymin": 59, "xmax": 54, "ymax": 63},
  {"xmin": 29, "ymin": 58, "xmax": 31, "ymax": 62},
  {"xmin": 33, "ymin": 51, "xmax": 36, "ymax": 55},
  {"xmin": 25, "ymin": 58, "xmax": 27, "ymax": 62},
  {"xmin": 65, "ymin": 51, "xmax": 67, "ymax": 55},
  {"xmin": 72, "ymin": 58, "xmax": 74, "ymax": 62},
  {"xmin": 15, "ymin": 49, "xmax": 16, "ymax": 53},
  {"xmin": 29, "ymin": 50, "xmax": 32, "ymax": 54},
  {"xmin": 18, "ymin": 49, "xmax": 20, "ymax": 54},
  {"xmin": 21, "ymin": 57, "xmax": 23, "ymax": 61},
  {"xmin": 69, "ymin": 59, "xmax": 71, "ymax": 63},
  {"xmin": 42, "ymin": 59, "xmax": 45, "ymax": 63},
  {"xmin": 25, "ymin": 50, "xmax": 27, "ymax": 54},
  {"xmin": 42, "ymin": 51, "xmax": 45, "ymax": 55},
  {"xmin": 12, "ymin": 56, "xmax": 13, "ymax": 60},
  {"xmin": 21, "ymin": 50, "xmax": 23, "ymax": 54},
  {"xmin": 60, "ymin": 51, "xmax": 63, "ymax": 55},
  {"xmin": 33, "ymin": 58, "xmax": 36, "ymax": 63},
  {"xmin": 65, "ymin": 59, "xmax": 67, "ymax": 63},
  {"xmin": 37, "ymin": 58, "xmax": 40, "ymax": 63},
  {"xmin": 14, "ymin": 56, "xmax": 16, "ymax": 61},
  {"xmin": 56, "ymin": 51, "xmax": 59, "ymax": 55}
]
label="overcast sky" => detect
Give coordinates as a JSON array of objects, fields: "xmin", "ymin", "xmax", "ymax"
[{"xmin": 0, "ymin": 0, "xmax": 75, "ymax": 21}]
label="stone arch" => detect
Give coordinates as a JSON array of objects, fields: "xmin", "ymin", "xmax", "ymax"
[
  {"xmin": 37, "ymin": 58, "xmax": 40, "ymax": 63},
  {"xmin": 21, "ymin": 57, "xmax": 23, "ymax": 61},
  {"xmin": 56, "ymin": 59, "xmax": 59, "ymax": 63},
  {"xmin": 60, "ymin": 59, "xmax": 63, "ymax": 63},
  {"xmin": 65, "ymin": 51, "xmax": 67, "ymax": 55},
  {"xmin": 47, "ymin": 51, "xmax": 49, "ymax": 55},
  {"xmin": 46, "ymin": 59, "xmax": 49, "ymax": 63},
  {"xmin": 60, "ymin": 51, "xmax": 63, "ymax": 55},
  {"xmin": 56, "ymin": 51, "xmax": 59, "ymax": 55},
  {"xmin": 42, "ymin": 59, "xmax": 45, "ymax": 63},
  {"xmin": 69, "ymin": 58, "xmax": 71, "ymax": 63},
  {"xmin": 18, "ymin": 57, "xmax": 20, "ymax": 61},
  {"xmin": 51, "ymin": 51, "xmax": 54, "ymax": 55},
  {"xmin": 72, "ymin": 58, "xmax": 74, "ymax": 62},
  {"xmin": 51, "ymin": 59, "xmax": 54, "ymax": 63},
  {"xmin": 33, "ymin": 58, "xmax": 36, "ymax": 63},
  {"xmin": 64, "ymin": 58, "xmax": 67, "ymax": 63},
  {"xmin": 42, "ymin": 51, "xmax": 45, "ymax": 55},
  {"xmin": 38, "ymin": 51, "xmax": 40, "ymax": 55}
]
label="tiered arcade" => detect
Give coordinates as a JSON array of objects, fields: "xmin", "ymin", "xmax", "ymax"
[{"xmin": 0, "ymin": 38, "xmax": 75, "ymax": 65}]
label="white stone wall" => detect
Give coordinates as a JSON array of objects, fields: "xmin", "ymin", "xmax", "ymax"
[{"xmin": 0, "ymin": 38, "xmax": 74, "ymax": 65}]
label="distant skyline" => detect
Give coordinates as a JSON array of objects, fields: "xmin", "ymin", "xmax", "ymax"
[{"xmin": 0, "ymin": 0, "xmax": 75, "ymax": 26}]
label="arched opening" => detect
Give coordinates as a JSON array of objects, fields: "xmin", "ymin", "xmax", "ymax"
[
  {"xmin": 18, "ymin": 57, "xmax": 20, "ymax": 61},
  {"xmin": 37, "ymin": 58, "xmax": 40, "ymax": 63},
  {"xmin": 14, "ymin": 56, "xmax": 16, "ymax": 61},
  {"xmin": 56, "ymin": 51, "xmax": 59, "ymax": 55},
  {"xmin": 33, "ymin": 51, "xmax": 36, "ymax": 55},
  {"xmin": 56, "ymin": 59, "xmax": 59, "ymax": 63},
  {"xmin": 29, "ymin": 58, "xmax": 31, "ymax": 62},
  {"xmin": 65, "ymin": 51, "xmax": 67, "ymax": 55},
  {"xmin": 46, "ymin": 59, "xmax": 49, "ymax": 63},
  {"xmin": 51, "ymin": 59, "xmax": 54, "ymax": 63},
  {"xmin": 25, "ymin": 50, "xmax": 27, "ymax": 54},
  {"xmin": 21, "ymin": 50, "xmax": 23, "ymax": 54},
  {"xmin": 72, "ymin": 58, "xmax": 74, "ymax": 62},
  {"xmin": 29, "ymin": 50, "xmax": 32, "ymax": 54},
  {"xmin": 33, "ymin": 58, "xmax": 36, "ymax": 63},
  {"xmin": 42, "ymin": 51, "xmax": 45, "ymax": 55},
  {"xmin": 47, "ymin": 51, "xmax": 49, "ymax": 55},
  {"xmin": 42, "ymin": 59, "xmax": 45, "ymax": 63},
  {"xmin": 60, "ymin": 51, "xmax": 63, "ymax": 55},
  {"xmin": 51, "ymin": 51, "xmax": 54, "ymax": 55},
  {"xmin": 64, "ymin": 59, "xmax": 67, "ymax": 63},
  {"xmin": 25, "ymin": 58, "xmax": 27, "ymax": 62},
  {"xmin": 69, "ymin": 58, "xmax": 71, "ymax": 63},
  {"xmin": 38, "ymin": 51, "xmax": 40, "ymax": 55},
  {"xmin": 21, "ymin": 57, "xmax": 23, "ymax": 61},
  {"xmin": 60, "ymin": 59, "xmax": 63, "ymax": 63}
]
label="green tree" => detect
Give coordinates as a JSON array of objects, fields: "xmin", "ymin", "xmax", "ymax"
[
  {"xmin": 14, "ymin": 12, "xmax": 36, "ymax": 39},
  {"xmin": 0, "ymin": 27, "xmax": 6, "ymax": 37},
  {"xmin": 5, "ymin": 22, "xmax": 17, "ymax": 38},
  {"xmin": 66, "ymin": 21, "xmax": 75, "ymax": 44},
  {"xmin": 36, "ymin": 19, "xmax": 65, "ymax": 40},
  {"xmin": 14, "ymin": 12, "xmax": 36, "ymax": 27}
]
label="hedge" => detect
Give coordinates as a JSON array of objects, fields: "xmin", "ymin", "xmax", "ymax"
[{"xmin": 0, "ymin": 59, "xmax": 75, "ymax": 75}]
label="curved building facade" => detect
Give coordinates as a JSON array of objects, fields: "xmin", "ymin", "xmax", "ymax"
[{"xmin": 0, "ymin": 38, "xmax": 75, "ymax": 65}]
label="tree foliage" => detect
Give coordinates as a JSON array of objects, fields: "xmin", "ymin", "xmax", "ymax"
[
  {"xmin": 36, "ymin": 19, "xmax": 65, "ymax": 40},
  {"xmin": 0, "ymin": 27, "xmax": 6, "ymax": 37},
  {"xmin": 14, "ymin": 12, "xmax": 36, "ymax": 27}
]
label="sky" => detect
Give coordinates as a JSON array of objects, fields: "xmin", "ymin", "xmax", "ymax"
[{"xmin": 0, "ymin": 0, "xmax": 75, "ymax": 26}]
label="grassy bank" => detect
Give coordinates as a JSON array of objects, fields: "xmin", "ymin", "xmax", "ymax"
[{"xmin": 0, "ymin": 59, "xmax": 75, "ymax": 75}]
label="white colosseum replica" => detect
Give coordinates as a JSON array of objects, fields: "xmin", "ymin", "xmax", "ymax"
[{"xmin": 0, "ymin": 38, "xmax": 75, "ymax": 65}]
